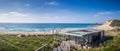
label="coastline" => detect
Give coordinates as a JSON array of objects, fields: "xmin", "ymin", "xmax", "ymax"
[
  {"xmin": 0, "ymin": 29, "xmax": 62, "ymax": 36},
  {"xmin": 0, "ymin": 26, "xmax": 102, "ymax": 36},
  {"xmin": 0, "ymin": 23, "xmax": 103, "ymax": 36},
  {"xmin": 0, "ymin": 26, "xmax": 97, "ymax": 36},
  {"xmin": 0, "ymin": 31, "xmax": 54, "ymax": 36}
]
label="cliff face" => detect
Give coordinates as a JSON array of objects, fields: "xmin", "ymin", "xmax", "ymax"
[{"xmin": 92, "ymin": 20, "xmax": 120, "ymax": 30}]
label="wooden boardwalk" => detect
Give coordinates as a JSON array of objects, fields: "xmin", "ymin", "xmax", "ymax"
[{"xmin": 53, "ymin": 41, "xmax": 70, "ymax": 51}]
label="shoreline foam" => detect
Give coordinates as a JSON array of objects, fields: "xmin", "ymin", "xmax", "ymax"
[{"xmin": 0, "ymin": 29, "xmax": 62, "ymax": 36}]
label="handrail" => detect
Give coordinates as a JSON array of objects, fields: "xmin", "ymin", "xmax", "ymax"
[
  {"xmin": 35, "ymin": 39, "xmax": 52, "ymax": 51},
  {"xmin": 35, "ymin": 43, "xmax": 49, "ymax": 51}
]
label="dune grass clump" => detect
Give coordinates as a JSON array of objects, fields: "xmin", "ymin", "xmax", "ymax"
[{"xmin": 0, "ymin": 35, "xmax": 52, "ymax": 51}]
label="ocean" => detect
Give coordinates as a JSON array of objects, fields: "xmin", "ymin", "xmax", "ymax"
[{"xmin": 0, "ymin": 23, "xmax": 97, "ymax": 32}]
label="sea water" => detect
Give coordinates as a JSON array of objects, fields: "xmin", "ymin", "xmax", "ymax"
[{"xmin": 0, "ymin": 23, "xmax": 97, "ymax": 32}]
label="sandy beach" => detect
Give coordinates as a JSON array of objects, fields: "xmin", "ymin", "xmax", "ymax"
[
  {"xmin": 0, "ymin": 29, "xmax": 62, "ymax": 37},
  {"xmin": 92, "ymin": 25, "xmax": 114, "ymax": 31},
  {"xmin": 91, "ymin": 20, "xmax": 116, "ymax": 31}
]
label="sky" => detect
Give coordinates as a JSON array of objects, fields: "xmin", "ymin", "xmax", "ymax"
[{"xmin": 0, "ymin": 0, "xmax": 120, "ymax": 23}]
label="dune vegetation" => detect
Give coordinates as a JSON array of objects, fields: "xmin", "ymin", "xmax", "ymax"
[
  {"xmin": 0, "ymin": 30, "xmax": 120, "ymax": 51},
  {"xmin": 109, "ymin": 20, "xmax": 120, "ymax": 27},
  {"xmin": 0, "ymin": 35, "xmax": 53, "ymax": 51}
]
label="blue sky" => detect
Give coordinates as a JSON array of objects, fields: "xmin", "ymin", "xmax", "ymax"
[{"xmin": 0, "ymin": 0, "xmax": 120, "ymax": 23}]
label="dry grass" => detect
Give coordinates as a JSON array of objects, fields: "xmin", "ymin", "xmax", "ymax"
[{"xmin": 105, "ymin": 30, "xmax": 120, "ymax": 36}]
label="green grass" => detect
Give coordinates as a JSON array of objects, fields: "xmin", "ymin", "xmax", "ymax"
[
  {"xmin": 0, "ymin": 39, "xmax": 19, "ymax": 51},
  {"xmin": 1, "ymin": 30, "xmax": 120, "ymax": 51},
  {"xmin": 0, "ymin": 35, "xmax": 52, "ymax": 51},
  {"xmin": 37, "ymin": 39, "xmax": 60, "ymax": 51}
]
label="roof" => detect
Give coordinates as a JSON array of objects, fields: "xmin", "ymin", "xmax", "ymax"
[{"xmin": 61, "ymin": 29, "xmax": 103, "ymax": 36}]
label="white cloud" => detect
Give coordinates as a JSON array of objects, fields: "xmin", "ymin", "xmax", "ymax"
[
  {"xmin": 0, "ymin": 11, "xmax": 28, "ymax": 17},
  {"xmin": 97, "ymin": 12, "xmax": 112, "ymax": 14},
  {"xmin": 0, "ymin": 11, "xmax": 67, "ymax": 23},
  {"xmin": 0, "ymin": 11, "xmax": 30, "ymax": 23},
  {"xmin": 0, "ymin": 10, "xmax": 82, "ymax": 23},
  {"xmin": 45, "ymin": 1, "xmax": 58, "ymax": 6},
  {"xmin": 94, "ymin": 11, "xmax": 112, "ymax": 16},
  {"xmin": 94, "ymin": 10, "xmax": 120, "ymax": 17}
]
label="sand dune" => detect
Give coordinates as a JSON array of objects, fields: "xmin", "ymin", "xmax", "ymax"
[{"xmin": 92, "ymin": 25, "xmax": 114, "ymax": 31}]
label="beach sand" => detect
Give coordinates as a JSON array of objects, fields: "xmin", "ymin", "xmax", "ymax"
[
  {"xmin": 92, "ymin": 25, "xmax": 114, "ymax": 31},
  {"xmin": 0, "ymin": 30, "xmax": 62, "ymax": 37}
]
